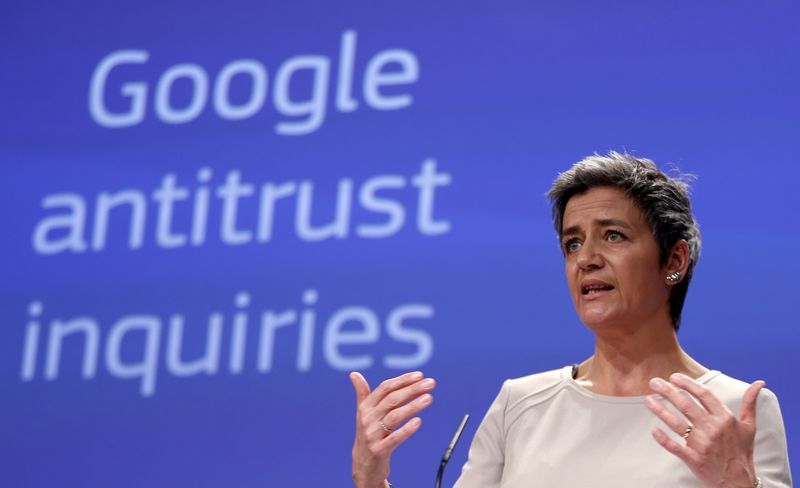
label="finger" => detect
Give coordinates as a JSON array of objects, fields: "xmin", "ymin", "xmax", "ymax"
[
  {"xmin": 376, "ymin": 377, "xmax": 436, "ymax": 417},
  {"xmin": 645, "ymin": 394, "xmax": 692, "ymax": 436},
  {"xmin": 350, "ymin": 371, "xmax": 372, "ymax": 406},
  {"xmin": 669, "ymin": 373, "xmax": 727, "ymax": 416},
  {"xmin": 380, "ymin": 417, "xmax": 423, "ymax": 453},
  {"xmin": 364, "ymin": 371, "xmax": 425, "ymax": 409},
  {"xmin": 383, "ymin": 393, "xmax": 434, "ymax": 430},
  {"xmin": 649, "ymin": 377, "xmax": 708, "ymax": 426},
  {"xmin": 652, "ymin": 427, "xmax": 696, "ymax": 466},
  {"xmin": 739, "ymin": 380, "xmax": 765, "ymax": 425}
]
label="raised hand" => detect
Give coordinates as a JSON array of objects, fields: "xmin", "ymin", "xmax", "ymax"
[
  {"xmin": 350, "ymin": 371, "xmax": 437, "ymax": 488},
  {"xmin": 645, "ymin": 373, "xmax": 764, "ymax": 488}
]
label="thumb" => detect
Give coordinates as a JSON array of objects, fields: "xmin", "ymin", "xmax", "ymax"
[
  {"xmin": 739, "ymin": 380, "xmax": 765, "ymax": 425},
  {"xmin": 349, "ymin": 371, "xmax": 371, "ymax": 406}
]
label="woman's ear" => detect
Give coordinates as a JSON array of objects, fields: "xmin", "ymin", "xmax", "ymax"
[{"xmin": 665, "ymin": 239, "xmax": 690, "ymax": 285}]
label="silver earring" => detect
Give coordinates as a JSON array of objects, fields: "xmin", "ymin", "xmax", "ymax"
[{"xmin": 666, "ymin": 271, "xmax": 682, "ymax": 283}]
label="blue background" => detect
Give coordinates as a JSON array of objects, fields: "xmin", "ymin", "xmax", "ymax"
[{"xmin": 1, "ymin": 2, "xmax": 796, "ymax": 486}]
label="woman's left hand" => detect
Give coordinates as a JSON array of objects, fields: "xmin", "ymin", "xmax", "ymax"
[{"xmin": 645, "ymin": 373, "xmax": 764, "ymax": 488}]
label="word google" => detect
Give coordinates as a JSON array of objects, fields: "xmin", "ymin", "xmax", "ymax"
[{"xmin": 89, "ymin": 30, "xmax": 419, "ymax": 135}]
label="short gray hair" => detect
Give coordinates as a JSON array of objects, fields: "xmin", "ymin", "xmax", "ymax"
[{"xmin": 547, "ymin": 151, "xmax": 701, "ymax": 329}]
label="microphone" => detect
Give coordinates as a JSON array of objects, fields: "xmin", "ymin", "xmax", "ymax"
[{"xmin": 435, "ymin": 414, "xmax": 470, "ymax": 488}]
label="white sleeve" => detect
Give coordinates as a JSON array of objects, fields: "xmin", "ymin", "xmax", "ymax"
[
  {"xmin": 452, "ymin": 380, "xmax": 509, "ymax": 488},
  {"xmin": 754, "ymin": 388, "xmax": 793, "ymax": 487}
]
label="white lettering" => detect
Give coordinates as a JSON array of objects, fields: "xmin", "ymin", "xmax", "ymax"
[
  {"xmin": 383, "ymin": 305, "xmax": 434, "ymax": 368},
  {"xmin": 89, "ymin": 49, "xmax": 149, "ymax": 128},
  {"xmin": 45, "ymin": 317, "xmax": 100, "ymax": 380},
  {"xmin": 274, "ymin": 55, "xmax": 330, "ymax": 135},
  {"xmin": 356, "ymin": 175, "xmax": 406, "ymax": 238},
  {"xmin": 217, "ymin": 170, "xmax": 255, "ymax": 245},
  {"xmin": 92, "ymin": 189, "xmax": 147, "ymax": 250},
  {"xmin": 413, "ymin": 159, "xmax": 452, "ymax": 235},
  {"xmin": 20, "ymin": 293, "xmax": 435, "ymax": 396},
  {"xmin": 257, "ymin": 181, "xmax": 297, "ymax": 242},
  {"xmin": 297, "ymin": 289, "xmax": 318, "ymax": 372},
  {"xmin": 166, "ymin": 313, "xmax": 223, "ymax": 376},
  {"xmin": 191, "ymin": 168, "xmax": 213, "ymax": 246},
  {"xmin": 323, "ymin": 306, "xmax": 379, "ymax": 370},
  {"xmin": 155, "ymin": 63, "xmax": 209, "ymax": 124},
  {"xmin": 214, "ymin": 60, "xmax": 268, "ymax": 120},
  {"xmin": 20, "ymin": 301, "xmax": 43, "ymax": 381},
  {"xmin": 105, "ymin": 315, "xmax": 161, "ymax": 397},
  {"xmin": 257, "ymin": 310, "xmax": 297, "ymax": 372},
  {"xmin": 33, "ymin": 193, "xmax": 88, "ymax": 254},
  {"xmin": 229, "ymin": 292, "xmax": 250, "ymax": 374},
  {"xmin": 152, "ymin": 174, "xmax": 190, "ymax": 248},
  {"xmin": 88, "ymin": 32, "xmax": 420, "ymax": 134},
  {"xmin": 363, "ymin": 49, "xmax": 419, "ymax": 110},
  {"xmin": 336, "ymin": 30, "xmax": 359, "ymax": 112},
  {"xmin": 295, "ymin": 179, "xmax": 353, "ymax": 241},
  {"xmin": 31, "ymin": 160, "xmax": 451, "ymax": 255}
]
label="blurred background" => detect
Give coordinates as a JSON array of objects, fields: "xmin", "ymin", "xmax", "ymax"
[{"xmin": 1, "ymin": 1, "xmax": 796, "ymax": 486}]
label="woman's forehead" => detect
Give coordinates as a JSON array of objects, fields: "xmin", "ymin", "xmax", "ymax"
[{"xmin": 562, "ymin": 187, "xmax": 644, "ymax": 228}]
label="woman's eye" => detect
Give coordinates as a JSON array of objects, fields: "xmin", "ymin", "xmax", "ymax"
[
  {"xmin": 565, "ymin": 239, "xmax": 581, "ymax": 253},
  {"xmin": 607, "ymin": 230, "xmax": 624, "ymax": 242}
]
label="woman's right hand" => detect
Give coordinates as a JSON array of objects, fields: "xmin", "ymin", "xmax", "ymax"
[{"xmin": 349, "ymin": 371, "xmax": 437, "ymax": 488}]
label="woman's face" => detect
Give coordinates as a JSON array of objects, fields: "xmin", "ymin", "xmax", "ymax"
[{"xmin": 561, "ymin": 186, "xmax": 671, "ymax": 330}]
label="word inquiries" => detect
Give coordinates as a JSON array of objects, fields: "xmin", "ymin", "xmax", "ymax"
[{"xmin": 22, "ymin": 290, "xmax": 434, "ymax": 397}]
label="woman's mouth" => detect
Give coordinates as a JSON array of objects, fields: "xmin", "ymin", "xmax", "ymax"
[{"xmin": 581, "ymin": 282, "xmax": 614, "ymax": 295}]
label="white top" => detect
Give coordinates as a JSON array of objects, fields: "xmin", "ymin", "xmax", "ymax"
[{"xmin": 453, "ymin": 366, "xmax": 792, "ymax": 488}]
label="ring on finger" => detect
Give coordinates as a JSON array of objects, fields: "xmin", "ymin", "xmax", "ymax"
[
  {"xmin": 379, "ymin": 420, "xmax": 393, "ymax": 434},
  {"xmin": 682, "ymin": 425, "xmax": 693, "ymax": 440}
]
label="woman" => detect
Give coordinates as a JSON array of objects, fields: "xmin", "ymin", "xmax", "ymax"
[{"xmin": 349, "ymin": 152, "xmax": 792, "ymax": 488}]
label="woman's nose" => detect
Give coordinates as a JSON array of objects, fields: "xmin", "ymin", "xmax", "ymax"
[{"xmin": 576, "ymin": 239, "xmax": 603, "ymax": 270}]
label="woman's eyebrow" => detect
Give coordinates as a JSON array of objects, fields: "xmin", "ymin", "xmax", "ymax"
[
  {"xmin": 596, "ymin": 218, "xmax": 632, "ymax": 229},
  {"xmin": 561, "ymin": 224, "xmax": 581, "ymax": 237},
  {"xmin": 562, "ymin": 218, "xmax": 631, "ymax": 236}
]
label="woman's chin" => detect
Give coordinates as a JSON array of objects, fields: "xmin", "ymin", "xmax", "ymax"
[{"xmin": 579, "ymin": 309, "xmax": 616, "ymax": 329}]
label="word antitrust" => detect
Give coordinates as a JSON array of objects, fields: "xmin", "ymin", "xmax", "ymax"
[{"xmin": 32, "ymin": 159, "xmax": 451, "ymax": 255}]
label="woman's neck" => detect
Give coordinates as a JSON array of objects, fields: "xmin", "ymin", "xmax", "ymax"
[{"xmin": 575, "ymin": 321, "xmax": 708, "ymax": 396}]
